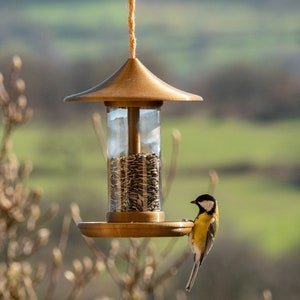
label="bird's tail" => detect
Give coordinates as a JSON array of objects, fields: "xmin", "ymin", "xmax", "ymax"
[{"xmin": 185, "ymin": 260, "xmax": 200, "ymax": 292}]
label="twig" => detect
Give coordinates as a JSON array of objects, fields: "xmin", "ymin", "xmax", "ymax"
[
  {"xmin": 45, "ymin": 214, "xmax": 71, "ymax": 300},
  {"xmin": 70, "ymin": 203, "xmax": 123, "ymax": 287},
  {"xmin": 151, "ymin": 247, "xmax": 191, "ymax": 291},
  {"xmin": 160, "ymin": 238, "xmax": 180, "ymax": 261},
  {"xmin": 91, "ymin": 112, "xmax": 106, "ymax": 160},
  {"xmin": 208, "ymin": 170, "xmax": 219, "ymax": 195},
  {"xmin": 163, "ymin": 129, "xmax": 181, "ymax": 201}
]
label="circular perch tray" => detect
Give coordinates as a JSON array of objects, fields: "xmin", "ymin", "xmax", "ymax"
[{"xmin": 77, "ymin": 221, "xmax": 194, "ymax": 238}]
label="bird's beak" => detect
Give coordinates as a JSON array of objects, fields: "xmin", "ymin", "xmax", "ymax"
[{"xmin": 190, "ymin": 200, "xmax": 196, "ymax": 204}]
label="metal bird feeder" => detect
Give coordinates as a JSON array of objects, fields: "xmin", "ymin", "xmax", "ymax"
[{"xmin": 64, "ymin": 1, "xmax": 202, "ymax": 238}]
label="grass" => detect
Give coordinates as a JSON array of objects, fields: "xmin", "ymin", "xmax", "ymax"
[
  {"xmin": 8, "ymin": 116, "xmax": 300, "ymax": 257},
  {"xmin": 217, "ymin": 174, "xmax": 300, "ymax": 255},
  {"xmin": 162, "ymin": 116, "xmax": 300, "ymax": 168}
]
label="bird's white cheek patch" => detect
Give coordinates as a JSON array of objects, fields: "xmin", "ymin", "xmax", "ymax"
[{"xmin": 199, "ymin": 200, "xmax": 214, "ymax": 212}]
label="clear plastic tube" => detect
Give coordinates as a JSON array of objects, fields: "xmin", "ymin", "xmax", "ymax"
[{"xmin": 107, "ymin": 107, "xmax": 161, "ymax": 212}]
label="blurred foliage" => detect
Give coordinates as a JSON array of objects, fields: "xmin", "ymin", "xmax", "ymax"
[
  {"xmin": 201, "ymin": 64, "xmax": 300, "ymax": 121},
  {"xmin": 0, "ymin": 0, "xmax": 300, "ymax": 121},
  {"xmin": 0, "ymin": 56, "xmax": 109, "ymax": 299},
  {"xmin": 0, "ymin": 56, "xmax": 299, "ymax": 122},
  {"xmin": 1, "ymin": 0, "xmax": 300, "ymax": 298}
]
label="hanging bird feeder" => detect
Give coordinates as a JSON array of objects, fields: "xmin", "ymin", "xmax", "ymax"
[{"xmin": 64, "ymin": 0, "xmax": 202, "ymax": 238}]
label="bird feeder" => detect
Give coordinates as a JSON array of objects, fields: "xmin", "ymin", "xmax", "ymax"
[{"xmin": 64, "ymin": 1, "xmax": 202, "ymax": 238}]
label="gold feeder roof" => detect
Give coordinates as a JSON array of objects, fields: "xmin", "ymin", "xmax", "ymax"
[{"xmin": 64, "ymin": 58, "xmax": 203, "ymax": 104}]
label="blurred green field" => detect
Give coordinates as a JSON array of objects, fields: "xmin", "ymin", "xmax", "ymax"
[
  {"xmin": 1, "ymin": 1, "xmax": 299, "ymax": 76},
  {"xmin": 10, "ymin": 116, "xmax": 300, "ymax": 257}
]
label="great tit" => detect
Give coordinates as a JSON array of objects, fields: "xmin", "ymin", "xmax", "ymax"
[{"xmin": 185, "ymin": 193, "xmax": 219, "ymax": 292}]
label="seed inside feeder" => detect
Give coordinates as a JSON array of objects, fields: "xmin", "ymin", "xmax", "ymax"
[{"xmin": 109, "ymin": 152, "xmax": 160, "ymax": 212}]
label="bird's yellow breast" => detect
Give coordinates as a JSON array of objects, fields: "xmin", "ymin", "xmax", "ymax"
[{"xmin": 190, "ymin": 213, "xmax": 213, "ymax": 252}]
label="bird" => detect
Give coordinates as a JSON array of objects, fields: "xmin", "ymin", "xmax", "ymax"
[{"xmin": 185, "ymin": 193, "xmax": 219, "ymax": 292}]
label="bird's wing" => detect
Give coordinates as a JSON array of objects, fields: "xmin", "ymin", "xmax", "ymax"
[{"xmin": 204, "ymin": 219, "xmax": 217, "ymax": 257}]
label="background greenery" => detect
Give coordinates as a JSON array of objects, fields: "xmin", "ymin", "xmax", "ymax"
[
  {"xmin": 1, "ymin": 0, "xmax": 300, "ymax": 74},
  {"xmin": 1, "ymin": 0, "xmax": 300, "ymax": 299},
  {"xmin": 11, "ymin": 117, "xmax": 300, "ymax": 256}
]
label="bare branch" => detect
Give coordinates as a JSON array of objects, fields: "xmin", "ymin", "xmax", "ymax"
[
  {"xmin": 151, "ymin": 247, "xmax": 190, "ymax": 290},
  {"xmin": 92, "ymin": 112, "xmax": 107, "ymax": 161},
  {"xmin": 70, "ymin": 203, "xmax": 124, "ymax": 288},
  {"xmin": 208, "ymin": 170, "xmax": 219, "ymax": 195},
  {"xmin": 45, "ymin": 214, "xmax": 71, "ymax": 300},
  {"xmin": 163, "ymin": 129, "xmax": 181, "ymax": 201}
]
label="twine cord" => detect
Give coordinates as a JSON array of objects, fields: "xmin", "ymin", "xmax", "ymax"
[{"xmin": 128, "ymin": 0, "xmax": 136, "ymax": 58}]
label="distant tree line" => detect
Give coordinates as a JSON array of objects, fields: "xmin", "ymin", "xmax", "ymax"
[
  {"xmin": 0, "ymin": 54, "xmax": 299, "ymax": 121},
  {"xmin": 201, "ymin": 64, "xmax": 300, "ymax": 121}
]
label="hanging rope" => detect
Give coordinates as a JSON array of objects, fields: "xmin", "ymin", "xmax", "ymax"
[{"xmin": 128, "ymin": 0, "xmax": 136, "ymax": 58}]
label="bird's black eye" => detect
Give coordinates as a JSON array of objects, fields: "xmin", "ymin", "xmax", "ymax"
[{"xmin": 199, "ymin": 200, "xmax": 214, "ymax": 212}]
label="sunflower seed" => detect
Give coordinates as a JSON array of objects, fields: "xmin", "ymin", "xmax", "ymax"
[{"xmin": 109, "ymin": 153, "xmax": 161, "ymax": 212}]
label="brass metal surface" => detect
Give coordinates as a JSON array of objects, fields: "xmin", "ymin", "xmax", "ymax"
[
  {"xmin": 128, "ymin": 107, "xmax": 140, "ymax": 154},
  {"xmin": 77, "ymin": 221, "xmax": 194, "ymax": 238},
  {"xmin": 106, "ymin": 211, "xmax": 165, "ymax": 223},
  {"xmin": 64, "ymin": 58, "xmax": 202, "ymax": 103}
]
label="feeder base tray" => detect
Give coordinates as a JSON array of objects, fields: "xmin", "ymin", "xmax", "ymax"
[{"xmin": 77, "ymin": 221, "xmax": 194, "ymax": 238}]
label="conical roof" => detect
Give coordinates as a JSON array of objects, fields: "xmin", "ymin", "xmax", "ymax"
[{"xmin": 64, "ymin": 58, "xmax": 202, "ymax": 104}]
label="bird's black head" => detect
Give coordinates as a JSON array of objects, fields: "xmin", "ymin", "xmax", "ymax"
[{"xmin": 191, "ymin": 194, "xmax": 216, "ymax": 215}]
